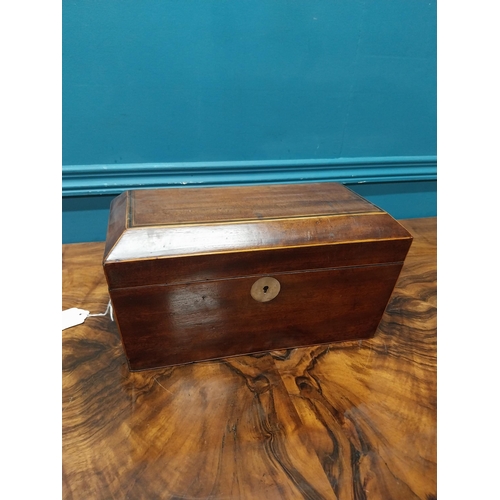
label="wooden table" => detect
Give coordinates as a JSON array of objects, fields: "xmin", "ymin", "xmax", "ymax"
[{"xmin": 62, "ymin": 217, "xmax": 436, "ymax": 500}]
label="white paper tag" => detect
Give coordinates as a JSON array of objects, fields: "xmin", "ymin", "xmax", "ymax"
[{"xmin": 62, "ymin": 308, "xmax": 90, "ymax": 330}]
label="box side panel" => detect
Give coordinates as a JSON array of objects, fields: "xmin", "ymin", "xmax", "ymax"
[
  {"xmin": 103, "ymin": 191, "xmax": 129, "ymax": 262},
  {"xmin": 130, "ymin": 182, "xmax": 383, "ymax": 227},
  {"xmin": 110, "ymin": 263, "xmax": 403, "ymax": 370}
]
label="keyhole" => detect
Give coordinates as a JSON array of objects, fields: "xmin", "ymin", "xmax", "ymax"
[{"xmin": 251, "ymin": 277, "xmax": 280, "ymax": 302}]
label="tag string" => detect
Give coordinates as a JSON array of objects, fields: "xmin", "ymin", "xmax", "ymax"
[{"xmin": 88, "ymin": 299, "xmax": 114, "ymax": 322}]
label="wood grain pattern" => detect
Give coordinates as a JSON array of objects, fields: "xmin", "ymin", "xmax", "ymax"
[
  {"xmin": 110, "ymin": 263, "xmax": 404, "ymax": 370},
  {"xmin": 104, "ymin": 213, "xmax": 409, "ymax": 262},
  {"xmin": 130, "ymin": 183, "xmax": 383, "ymax": 227},
  {"xmin": 103, "ymin": 182, "xmax": 411, "ymax": 265},
  {"xmin": 63, "ymin": 218, "xmax": 436, "ymax": 499},
  {"xmin": 104, "ymin": 238, "xmax": 412, "ymax": 290}
]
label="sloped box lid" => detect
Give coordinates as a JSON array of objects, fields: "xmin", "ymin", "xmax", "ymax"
[{"xmin": 103, "ymin": 183, "xmax": 412, "ymax": 289}]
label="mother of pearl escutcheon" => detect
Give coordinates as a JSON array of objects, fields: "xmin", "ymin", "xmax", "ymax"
[{"xmin": 251, "ymin": 277, "xmax": 281, "ymax": 302}]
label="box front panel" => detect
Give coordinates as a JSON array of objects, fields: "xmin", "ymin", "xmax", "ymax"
[{"xmin": 110, "ymin": 263, "xmax": 403, "ymax": 371}]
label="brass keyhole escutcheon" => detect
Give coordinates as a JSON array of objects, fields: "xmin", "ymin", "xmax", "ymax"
[{"xmin": 251, "ymin": 277, "xmax": 280, "ymax": 302}]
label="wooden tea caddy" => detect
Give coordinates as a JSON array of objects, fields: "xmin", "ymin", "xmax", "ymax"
[{"xmin": 103, "ymin": 182, "xmax": 412, "ymax": 371}]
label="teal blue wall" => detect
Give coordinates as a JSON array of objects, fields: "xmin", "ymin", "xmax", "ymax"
[{"xmin": 62, "ymin": 0, "xmax": 436, "ymax": 243}]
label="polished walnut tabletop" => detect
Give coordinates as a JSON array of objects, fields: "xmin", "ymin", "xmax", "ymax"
[{"xmin": 62, "ymin": 217, "xmax": 436, "ymax": 500}]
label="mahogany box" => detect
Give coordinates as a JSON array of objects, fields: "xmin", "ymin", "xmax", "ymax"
[{"xmin": 103, "ymin": 182, "xmax": 412, "ymax": 371}]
